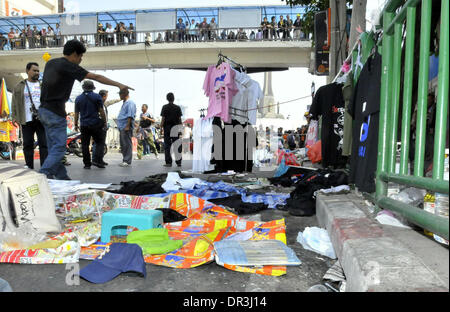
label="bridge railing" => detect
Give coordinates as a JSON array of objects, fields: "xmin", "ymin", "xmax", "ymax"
[{"xmin": 0, "ymin": 26, "xmax": 309, "ymax": 51}]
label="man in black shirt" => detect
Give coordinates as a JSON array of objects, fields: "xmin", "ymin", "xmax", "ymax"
[
  {"xmin": 160, "ymin": 92, "xmax": 182, "ymax": 167},
  {"xmin": 38, "ymin": 39, "xmax": 132, "ymax": 180},
  {"xmin": 260, "ymin": 17, "xmax": 270, "ymax": 39}
]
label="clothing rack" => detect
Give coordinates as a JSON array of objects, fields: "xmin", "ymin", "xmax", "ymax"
[
  {"xmin": 218, "ymin": 51, "xmax": 247, "ymax": 73},
  {"xmin": 228, "ymin": 65, "xmax": 251, "ymax": 172}
]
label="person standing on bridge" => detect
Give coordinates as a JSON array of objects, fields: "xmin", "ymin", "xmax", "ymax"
[
  {"xmin": 200, "ymin": 18, "xmax": 209, "ymax": 41},
  {"xmin": 285, "ymin": 15, "xmax": 293, "ymax": 40},
  {"xmin": 38, "ymin": 39, "xmax": 133, "ymax": 180},
  {"xmin": 261, "ymin": 17, "xmax": 270, "ymax": 40},
  {"xmin": 269, "ymin": 16, "xmax": 277, "ymax": 40},
  {"xmin": 278, "ymin": 15, "xmax": 287, "ymax": 40},
  {"xmin": 209, "ymin": 18, "xmax": 217, "ymax": 41},
  {"xmin": 188, "ymin": 19, "xmax": 197, "ymax": 42},
  {"xmin": 293, "ymin": 14, "xmax": 302, "ymax": 40},
  {"xmin": 176, "ymin": 18, "xmax": 186, "ymax": 42}
]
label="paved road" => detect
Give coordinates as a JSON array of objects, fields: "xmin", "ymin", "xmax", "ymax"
[{"xmin": 0, "ymin": 152, "xmax": 334, "ymax": 293}]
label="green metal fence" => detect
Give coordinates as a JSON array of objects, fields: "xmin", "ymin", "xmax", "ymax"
[{"xmin": 375, "ymin": 0, "xmax": 449, "ymax": 240}]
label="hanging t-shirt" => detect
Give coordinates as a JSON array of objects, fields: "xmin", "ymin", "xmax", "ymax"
[
  {"xmin": 348, "ymin": 52, "xmax": 382, "ymax": 193},
  {"xmin": 192, "ymin": 118, "xmax": 214, "ymax": 173},
  {"xmin": 229, "ymin": 69, "xmax": 262, "ymax": 125},
  {"xmin": 246, "ymin": 80, "xmax": 263, "ymax": 125},
  {"xmin": 203, "ymin": 63, "xmax": 238, "ymax": 123},
  {"xmin": 230, "ymin": 69, "xmax": 250, "ymax": 124},
  {"xmin": 23, "ymin": 81, "xmax": 41, "ymax": 123},
  {"xmin": 309, "ymin": 83, "xmax": 345, "ymax": 168}
]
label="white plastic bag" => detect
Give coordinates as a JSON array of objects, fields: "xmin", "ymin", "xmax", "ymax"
[
  {"xmin": 306, "ymin": 120, "xmax": 319, "ymax": 147},
  {"xmin": 297, "ymin": 227, "xmax": 336, "ymax": 259}
]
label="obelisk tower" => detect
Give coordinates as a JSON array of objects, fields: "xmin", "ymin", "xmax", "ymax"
[{"xmin": 260, "ymin": 72, "xmax": 283, "ymax": 118}]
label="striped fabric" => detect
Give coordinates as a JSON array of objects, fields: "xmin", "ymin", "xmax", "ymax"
[{"xmin": 147, "ymin": 180, "xmax": 290, "ymax": 209}]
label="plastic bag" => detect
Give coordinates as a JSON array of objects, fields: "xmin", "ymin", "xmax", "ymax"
[
  {"xmin": 306, "ymin": 120, "xmax": 318, "ymax": 147},
  {"xmin": 0, "ymin": 223, "xmax": 47, "ymax": 252},
  {"xmin": 307, "ymin": 140, "xmax": 322, "ymax": 163},
  {"xmin": 297, "ymin": 226, "xmax": 336, "ymax": 259},
  {"xmin": 390, "ymin": 187, "xmax": 426, "ymax": 207}
]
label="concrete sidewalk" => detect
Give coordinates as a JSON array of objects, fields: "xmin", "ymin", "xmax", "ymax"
[{"xmin": 316, "ymin": 192, "xmax": 449, "ymax": 292}]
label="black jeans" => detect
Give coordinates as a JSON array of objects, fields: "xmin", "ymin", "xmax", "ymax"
[
  {"xmin": 92, "ymin": 127, "xmax": 107, "ymax": 163},
  {"xmin": 80, "ymin": 123, "xmax": 105, "ymax": 167},
  {"xmin": 164, "ymin": 126, "xmax": 182, "ymax": 165},
  {"xmin": 22, "ymin": 118, "xmax": 48, "ymax": 169}
]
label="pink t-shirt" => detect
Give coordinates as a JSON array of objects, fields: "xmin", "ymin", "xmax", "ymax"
[{"xmin": 203, "ymin": 63, "xmax": 238, "ymax": 123}]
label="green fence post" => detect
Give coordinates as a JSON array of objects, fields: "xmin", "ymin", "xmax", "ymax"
[
  {"xmin": 433, "ymin": 0, "xmax": 449, "ymax": 180},
  {"xmin": 376, "ymin": 11, "xmax": 395, "ymax": 203},
  {"xmin": 387, "ymin": 22, "xmax": 403, "ymax": 174},
  {"xmin": 400, "ymin": 6, "xmax": 417, "ymax": 176},
  {"xmin": 414, "ymin": 0, "xmax": 432, "ymax": 177}
]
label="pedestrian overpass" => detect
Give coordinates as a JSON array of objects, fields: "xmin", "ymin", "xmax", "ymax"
[{"xmin": 0, "ymin": 5, "xmax": 312, "ymax": 90}]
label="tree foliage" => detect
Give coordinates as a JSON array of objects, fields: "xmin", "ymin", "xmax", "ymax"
[
  {"xmin": 281, "ymin": 0, "xmax": 330, "ymax": 37},
  {"xmin": 281, "ymin": 0, "xmax": 352, "ymax": 38}
]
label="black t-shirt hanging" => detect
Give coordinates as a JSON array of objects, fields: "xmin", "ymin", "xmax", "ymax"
[
  {"xmin": 309, "ymin": 82, "xmax": 345, "ymax": 168},
  {"xmin": 40, "ymin": 57, "xmax": 89, "ymax": 117},
  {"xmin": 348, "ymin": 52, "xmax": 382, "ymax": 193}
]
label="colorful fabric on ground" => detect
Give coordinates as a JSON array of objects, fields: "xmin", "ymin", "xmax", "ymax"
[
  {"xmin": 147, "ymin": 180, "xmax": 290, "ymax": 209},
  {"xmin": 0, "ymin": 232, "xmax": 80, "ymax": 264},
  {"xmin": 75, "ymin": 193, "xmax": 291, "ymax": 276}
]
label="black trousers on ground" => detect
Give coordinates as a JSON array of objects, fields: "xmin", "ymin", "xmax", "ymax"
[
  {"xmin": 163, "ymin": 126, "xmax": 182, "ymax": 165},
  {"xmin": 22, "ymin": 118, "xmax": 48, "ymax": 169},
  {"xmin": 80, "ymin": 123, "xmax": 105, "ymax": 167}
]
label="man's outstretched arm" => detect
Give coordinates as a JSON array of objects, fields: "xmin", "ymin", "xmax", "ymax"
[{"xmin": 85, "ymin": 72, "xmax": 134, "ymax": 92}]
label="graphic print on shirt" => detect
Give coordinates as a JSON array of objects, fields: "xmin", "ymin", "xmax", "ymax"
[
  {"xmin": 332, "ymin": 105, "xmax": 345, "ymax": 151},
  {"xmin": 214, "ymin": 72, "xmax": 228, "ymax": 103},
  {"xmin": 358, "ymin": 114, "xmax": 371, "ymax": 157}
]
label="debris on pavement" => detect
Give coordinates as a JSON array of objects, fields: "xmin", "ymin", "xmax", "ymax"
[
  {"xmin": 296, "ymin": 226, "xmax": 337, "ymax": 259},
  {"xmin": 0, "ymin": 163, "xmax": 351, "ymax": 282}
]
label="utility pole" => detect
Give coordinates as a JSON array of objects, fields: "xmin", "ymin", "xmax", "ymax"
[
  {"xmin": 328, "ymin": 0, "xmax": 348, "ymax": 83},
  {"xmin": 348, "ymin": 0, "xmax": 367, "ymax": 53}
]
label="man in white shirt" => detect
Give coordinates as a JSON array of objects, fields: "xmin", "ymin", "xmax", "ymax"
[
  {"xmin": 11, "ymin": 62, "xmax": 48, "ymax": 169},
  {"xmin": 105, "ymin": 23, "xmax": 115, "ymax": 46}
]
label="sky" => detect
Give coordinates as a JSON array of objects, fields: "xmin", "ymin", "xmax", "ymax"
[{"xmin": 65, "ymin": 0, "xmax": 385, "ymax": 126}]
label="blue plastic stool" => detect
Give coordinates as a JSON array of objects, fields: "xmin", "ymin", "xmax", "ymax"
[{"xmin": 101, "ymin": 208, "xmax": 163, "ymax": 243}]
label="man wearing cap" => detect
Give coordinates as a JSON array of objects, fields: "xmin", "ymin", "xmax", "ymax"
[
  {"xmin": 116, "ymin": 89, "xmax": 137, "ymax": 167},
  {"xmin": 38, "ymin": 39, "xmax": 132, "ymax": 180},
  {"xmin": 293, "ymin": 14, "xmax": 302, "ymax": 40},
  {"xmin": 74, "ymin": 80, "xmax": 107, "ymax": 169}
]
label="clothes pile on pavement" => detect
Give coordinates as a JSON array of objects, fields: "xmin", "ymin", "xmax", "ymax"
[
  {"xmin": 269, "ymin": 166, "xmax": 349, "ymax": 216},
  {"xmin": 0, "ymin": 165, "xmax": 306, "ymax": 284},
  {"xmin": 0, "ymin": 161, "xmax": 350, "ymax": 285}
]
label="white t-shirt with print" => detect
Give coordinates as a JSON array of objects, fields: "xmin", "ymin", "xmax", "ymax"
[{"xmin": 23, "ymin": 81, "xmax": 41, "ymax": 123}]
